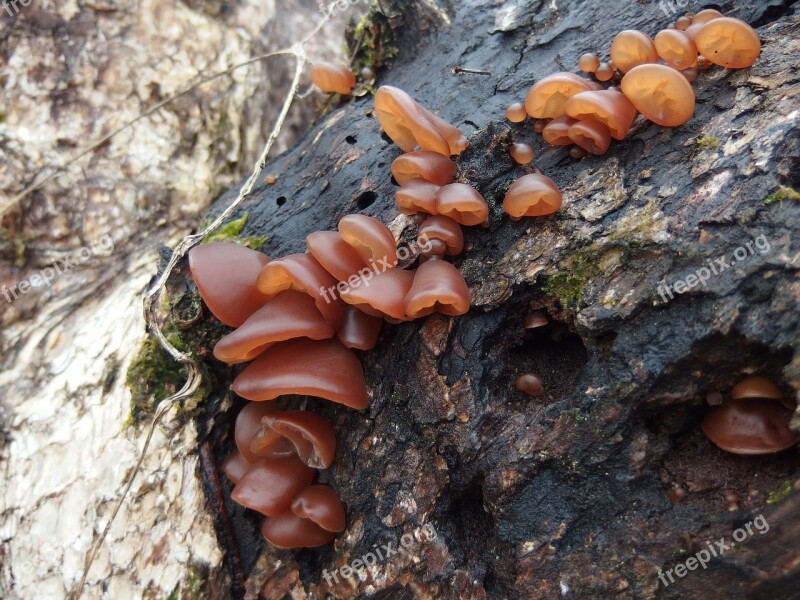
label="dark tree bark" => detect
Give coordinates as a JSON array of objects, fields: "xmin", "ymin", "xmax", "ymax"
[{"xmin": 174, "ymin": 1, "xmax": 800, "ymax": 598}]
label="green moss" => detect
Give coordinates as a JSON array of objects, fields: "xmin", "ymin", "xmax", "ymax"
[
  {"xmin": 767, "ymin": 480, "xmax": 793, "ymax": 505},
  {"xmin": 348, "ymin": 4, "xmax": 400, "ymax": 75},
  {"xmin": 696, "ymin": 136, "xmax": 720, "ymax": 150},
  {"xmin": 765, "ymin": 186, "xmax": 800, "ymax": 205},
  {"xmin": 202, "ymin": 212, "xmax": 268, "ymax": 250},
  {"xmin": 160, "ymin": 563, "xmax": 208, "ymax": 600},
  {"xmin": 544, "ymin": 253, "xmax": 597, "ymax": 309}
]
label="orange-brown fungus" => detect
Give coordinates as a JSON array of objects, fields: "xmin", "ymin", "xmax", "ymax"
[
  {"xmin": 516, "ymin": 373, "xmax": 543, "ymax": 397},
  {"xmin": 610, "ymin": 30, "xmax": 659, "ymax": 73},
  {"xmin": 524, "ymin": 310, "xmax": 549, "ymax": 329},
  {"xmin": 337, "ymin": 305, "xmax": 383, "ymax": 350},
  {"xmin": 231, "ymin": 456, "xmax": 315, "ymax": 516},
  {"xmin": 503, "ymin": 173, "xmax": 562, "ymax": 219},
  {"xmin": 261, "ymin": 510, "xmax": 336, "ymax": 548},
  {"xmin": 595, "ymin": 63, "xmax": 614, "ymax": 82},
  {"xmin": 188, "ymin": 242, "xmax": 270, "ymax": 327},
  {"xmin": 306, "ymin": 231, "xmax": 366, "ymax": 283},
  {"xmin": 506, "ymin": 102, "xmax": 527, "ymax": 123},
  {"xmin": 404, "ymin": 260, "xmax": 470, "ymax": 318},
  {"xmin": 233, "ymin": 338, "xmax": 369, "ymax": 409},
  {"xmin": 533, "ymin": 119, "xmax": 548, "ymax": 134},
  {"xmin": 310, "ymin": 62, "xmax": 356, "ymax": 95},
  {"xmin": 681, "ymin": 67, "xmax": 699, "ymax": 83},
  {"xmin": 235, "ymin": 402, "xmax": 281, "ymax": 463},
  {"xmin": 702, "ymin": 399, "xmax": 798, "ymax": 455},
  {"xmin": 223, "ymin": 452, "xmax": 252, "ymax": 484},
  {"xmin": 694, "ymin": 17, "xmax": 761, "ymax": 69},
  {"xmin": 524, "ymin": 72, "xmax": 601, "ymax": 119},
  {"xmin": 391, "ymin": 151, "xmax": 456, "ymax": 186},
  {"xmin": 578, "ymin": 53, "xmax": 600, "ymax": 74},
  {"xmin": 510, "ymin": 142, "xmax": 535, "ymax": 165},
  {"xmin": 654, "ymin": 29, "xmax": 698, "ymax": 70},
  {"xmin": 374, "ymin": 86, "xmax": 468, "ymax": 155},
  {"xmin": 213, "ymin": 290, "xmax": 333, "ymax": 364},
  {"xmin": 339, "ymin": 214, "xmax": 398, "ymax": 267},
  {"xmin": 542, "ymin": 115, "xmax": 578, "ymax": 146},
  {"xmin": 252, "ymin": 411, "xmax": 337, "ymax": 469},
  {"xmin": 435, "ymin": 183, "xmax": 489, "ymax": 226},
  {"xmin": 565, "ymin": 89, "xmax": 637, "ymax": 140},
  {"xmin": 568, "ymin": 119, "xmax": 612, "ymax": 155},
  {"xmin": 340, "ymin": 267, "xmax": 415, "ymax": 322},
  {"xmin": 731, "ymin": 375, "xmax": 784, "ymax": 400},
  {"xmin": 692, "ymin": 8, "xmax": 723, "ymax": 25},
  {"xmin": 569, "ymin": 146, "xmax": 588, "ymax": 160},
  {"xmin": 291, "ymin": 485, "xmax": 347, "ymax": 532},
  {"xmin": 395, "ymin": 179, "xmax": 440, "ymax": 215},
  {"xmin": 620, "ymin": 64, "xmax": 696, "ymax": 127},
  {"xmin": 418, "ymin": 215, "xmax": 464, "ymax": 256},
  {"xmin": 675, "ymin": 16, "xmax": 691, "ymax": 31}
]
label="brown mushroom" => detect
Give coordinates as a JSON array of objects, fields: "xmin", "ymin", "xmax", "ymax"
[
  {"xmin": 694, "ymin": 17, "xmax": 761, "ymax": 69},
  {"xmin": 418, "ymin": 215, "xmax": 464, "ymax": 256},
  {"xmin": 525, "ymin": 72, "xmax": 601, "ymax": 119},
  {"xmin": 251, "ymin": 410, "xmax": 337, "ymax": 469},
  {"xmin": 565, "ymin": 89, "xmax": 637, "ymax": 140},
  {"xmin": 261, "ymin": 510, "xmax": 336, "ymax": 548},
  {"xmin": 340, "ymin": 267, "xmax": 415, "ymax": 322},
  {"xmin": 310, "ymin": 62, "xmax": 356, "ymax": 95},
  {"xmin": 524, "ymin": 310, "xmax": 549, "ymax": 329},
  {"xmin": 701, "ymin": 399, "xmax": 798, "ymax": 455},
  {"xmin": 306, "ymin": 231, "xmax": 367, "ymax": 283},
  {"xmin": 502, "ymin": 173, "xmax": 563, "ymax": 219},
  {"xmin": 568, "ymin": 119, "xmax": 612, "ymax": 155},
  {"xmin": 692, "ymin": 8, "xmax": 723, "ymax": 25},
  {"xmin": 594, "ymin": 62, "xmax": 615, "ymax": 82},
  {"xmin": 654, "ymin": 29, "xmax": 698, "ymax": 71},
  {"xmin": 516, "ymin": 373, "xmax": 543, "ymax": 397},
  {"xmin": 620, "ymin": 64, "xmax": 696, "ymax": 127},
  {"xmin": 435, "ymin": 183, "xmax": 489, "ymax": 226},
  {"xmin": 235, "ymin": 402, "xmax": 282, "ymax": 463},
  {"xmin": 404, "ymin": 260, "xmax": 470, "ymax": 318},
  {"xmin": 542, "ymin": 115, "xmax": 578, "ymax": 146},
  {"xmin": 510, "ymin": 143, "xmax": 535, "ymax": 165},
  {"xmin": 188, "ymin": 242, "xmax": 270, "ymax": 328},
  {"xmin": 675, "ymin": 16, "xmax": 691, "ymax": 31},
  {"xmin": 291, "ymin": 485, "xmax": 347, "ymax": 532},
  {"xmin": 610, "ymin": 30, "xmax": 659, "ymax": 73},
  {"xmin": 506, "ymin": 102, "xmax": 527, "ymax": 123},
  {"xmin": 230, "ymin": 455, "xmax": 316, "ymax": 516},
  {"xmin": 578, "ymin": 53, "xmax": 600, "ymax": 74},
  {"xmin": 222, "ymin": 451, "xmax": 252, "ymax": 484},
  {"xmin": 339, "ymin": 214, "xmax": 398, "ymax": 267},
  {"xmin": 391, "ymin": 151, "xmax": 457, "ymax": 186},
  {"xmin": 213, "ymin": 291, "xmax": 334, "ymax": 364},
  {"xmin": 337, "ymin": 305, "xmax": 383, "ymax": 350},
  {"xmin": 233, "ymin": 338, "xmax": 369, "ymax": 409},
  {"xmin": 731, "ymin": 375, "xmax": 784, "ymax": 400},
  {"xmin": 395, "ymin": 179, "xmax": 440, "ymax": 216}
]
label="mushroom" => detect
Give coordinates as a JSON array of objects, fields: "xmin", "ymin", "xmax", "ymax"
[
  {"xmin": 675, "ymin": 16, "xmax": 691, "ymax": 31},
  {"xmin": 261, "ymin": 510, "xmax": 337, "ymax": 548},
  {"xmin": 435, "ymin": 183, "xmax": 489, "ymax": 226},
  {"xmin": 692, "ymin": 8, "xmax": 723, "ymax": 25},
  {"xmin": 418, "ymin": 215, "xmax": 464, "ymax": 256},
  {"xmin": 310, "ymin": 62, "xmax": 356, "ymax": 95},
  {"xmin": 654, "ymin": 29, "xmax": 698, "ymax": 71},
  {"xmin": 230, "ymin": 455, "xmax": 316, "ymax": 516},
  {"xmin": 516, "ymin": 373, "xmax": 543, "ymax": 397},
  {"xmin": 213, "ymin": 291, "xmax": 334, "ymax": 364},
  {"xmin": 395, "ymin": 179, "xmax": 440, "ymax": 215},
  {"xmin": 256, "ymin": 253, "xmax": 344, "ymax": 329},
  {"xmin": 188, "ymin": 242, "xmax": 270, "ymax": 328},
  {"xmin": 502, "ymin": 173, "xmax": 563, "ymax": 219},
  {"xmin": 306, "ymin": 231, "xmax": 367, "ymax": 283},
  {"xmin": 594, "ymin": 63, "xmax": 615, "ymax": 82},
  {"xmin": 578, "ymin": 53, "xmax": 600, "ymax": 74},
  {"xmin": 524, "ymin": 310, "xmax": 549, "ymax": 329},
  {"xmin": 233, "ymin": 338, "xmax": 369, "ymax": 409},
  {"xmin": 403, "ymin": 260, "xmax": 471, "ymax": 318},
  {"xmin": 568, "ymin": 119, "xmax": 612, "ymax": 155},
  {"xmin": 337, "ymin": 305, "xmax": 383, "ymax": 350},
  {"xmin": 620, "ymin": 64, "xmax": 696, "ymax": 127},
  {"xmin": 391, "ymin": 151, "xmax": 457, "ymax": 186},
  {"xmin": 235, "ymin": 402, "xmax": 282, "ymax": 464},
  {"xmin": 731, "ymin": 375, "xmax": 784, "ymax": 400},
  {"xmin": 339, "ymin": 214, "xmax": 398, "ymax": 267},
  {"xmin": 374, "ymin": 86, "xmax": 468, "ymax": 155},
  {"xmin": 609, "ymin": 30, "xmax": 659, "ymax": 73},
  {"xmin": 291, "ymin": 485, "xmax": 347, "ymax": 532},
  {"xmin": 701, "ymin": 399, "xmax": 798, "ymax": 455},
  {"xmin": 694, "ymin": 17, "xmax": 761, "ymax": 69},
  {"xmin": 251, "ymin": 410, "xmax": 337, "ymax": 469},
  {"xmin": 506, "ymin": 102, "xmax": 527, "ymax": 123},
  {"xmin": 542, "ymin": 115, "xmax": 578, "ymax": 146},
  {"xmin": 565, "ymin": 89, "xmax": 637, "ymax": 140},
  {"xmin": 510, "ymin": 142, "xmax": 535, "ymax": 165},
  {"xmin": 222, "ymin": 451, "xmax": 252, "ymax": 484},
  {"xmin": 524, "ymin": 72, "xmax": 601, "ymax": 119},
  {"xmin": 340, "ymin": 267, "xmax": 415, "ymax": 322},
  {"xmin": 569, "ymin": 146, "xmax": 588, "ymax": 160},
  {"xmin": 533, "ymin": 119, "xmax": 548, "ymax": 134}
]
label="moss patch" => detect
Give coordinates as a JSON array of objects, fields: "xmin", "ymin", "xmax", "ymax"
[
  {"xmin": 696, "ymin": 136, "xmax": 720, "ymax": 150},
  {"xmin": 544, "ymin": 253, "xmax": 597, "ymax": 309},
  {"xmin": 765, "ymin": 185, "xmax": 800, "ymax": 205},
  {"xmin": 767, "ymin": 480, "xmax": 793, "ymax": 505},
  {"xmin": 347, "ymin": 4, "xmax": 400, "ymax": 76},
  {"xmin": 202, "ymin": 212, "xmax": 268, "ymax": 249}
]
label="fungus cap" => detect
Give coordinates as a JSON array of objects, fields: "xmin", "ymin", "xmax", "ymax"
[
  {"xmin": 510, "ymin": 143, "xmax": 535, "ymax": 165},
  {"xmin": 222, "ymin": 452, "xmax": 252, "ymax": 484},
  {"xmin": 610, "ymin": 30, "xmax": 659, "ymax": 73},
  {"xmin": 435, "ymin": 183, "xmax": 489, "ymax": 226},
  {"xmin": 568, "ymin": 119, "xmax": 612, "ymax": 155},
  {"xmin": 252, "ymin": 410, "xmax": 337, "ymax": 469},
  {"xmin": 310, "ymin": 62, "xmax": 356, "ymax": 95},
  {"xmin": 291, "ymin": 485, "xmax": 347, "ymax": 532},
  {"xmin": 701, "ymin": 399, "xmax": 798, "ymax": 455},
  {"xmin": 620, "ymin": 63, "xmax": 696, "ymax": 127},
  {"xmin": 403, "ymin": 260, "xmax": 471, "ymax": 318},
  {"xmin": 542, "ymin": 115, "xmax": 577, "ymax": 146},
  {"xmin": 395, "ymin": 179, "xmax": 440, "ymax": 215},
  {"xmin": 235, "ymin": 402, "xmax": 281, "ymax": 463},
  {"xmin": 418, "ymin": 215, "xmax": 464, "ymax": 256},
  {"xmin": 261, "ymin": 510, "xmax": 336, "ymax": 548},
  {"xmin": 694, "ymin": 17, "xmax": 761, "ymax": 69},
  {"xmin": 516, "ymin": 373, "xmax": 543, "ymax": 397},
  {"xmin": 306, "ymin": 231, "xmax": 367, "ymax": 283},
  {"xmin": 503, "ymin": 173, "xmax": 563, "ymax": 219},
  {"xmin": 506, "ymin": 102, "xmax": 527, "ymax": 123},
  {"xmin": 339, "ymin": 214, "xmax": 398, "ymax": 267},
  {"xmin": 340, "ymin": 267, "xmax": 415, "ymax": 322},
  {"xmin": 231, "ymin": 456, "xmax": 316, "ymax": 516},
  {"xmin": 524, "ymin": 72, "xmax": 601, "ymax": 119},
  {"xmin": 578, "ymin": 53, "xmax": 601, "ymax": 74},
  {"xmin": 337, "ymin": 305, "xmax": 383, "ymax": 350},
  {"xmin": 565, "ymin": 89, "xmax": 637, "ymax": 140},
  {"xmin": 391, "ymin": 151, "xmax": 457, "ymax": 186},
  {"xmin": 731, "ymin": 375, "xmax": 784, "ymax": 400},
  {"xmin": 654, "ymin": 29, "xmax": 698, "ymax": 70}
]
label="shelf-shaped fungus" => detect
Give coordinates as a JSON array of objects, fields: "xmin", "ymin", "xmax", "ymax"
[
  {"xmin": 418, "ymin": 215, "xmax": 464, "ymax": 256},
  {"xmin": 391, "ymin": 151, "xmax": 457, "ymax": 186},
  {"xmin": 231, "ymin": 456, "xmax": 316, "ymax": 516},
  {"xmin": 404, "ymin": 260, "xmax": 470, "ymax": 318},
  {"xmin": 310, "ymin": 62, "xmax": 356, "ymax": 95},
  {"xmin": 435, "ymin": 183, "xmax": 489, "ymax": 226},
  {"xmin": 510, "ymin": 142, "xmax": 535, "ymax": 165},
  {"xmin": 261, "ymin": 509, "xmax": 337, "ymax": 549},
  {"xmin": 620, "ymin": 64, "xmax": 696, "ymax": 127},
  {"xmin": 503, "ymin": 173, "xmax": 563, "ymax": 219},
  {"xmin": 395, "ymin": 179, "xmax": 440, "ymax": 215},
  {"xmin": 568, "ymin": 119, "xmax": 612, "ymax": 155},
  {"xmin": 340, "ymin": 267, "xmax": 415, "ymax": 322},
  {"xmin": 339, "ymin": 214, "xmax": 398, "ymax": 267},
  {"xmin": 694, "ymin": 17, "xmax": 761, "ymax": 69},
  {"xmin": 306, "ymin": 231, "xmax": 367, "ymax": 283},
  {"xmin": 542, "ymin": 115, "xmax": 578, "ymax": 146},
  {"xmin": 610, "ymin": 30, "xmax": 659, "ymax": 73},
  {"xmin": 525, "ymin": 72, "xmax": 601, "ymax": 119},
  {"xmin": 702, "ymin": 399, "xmax": 798, "ymax": 455},
  {"xmin": 252, "ymin": 411, "xmax": 337, "ymax": 469},
  {"xmin": 565, "ymin": 89, "xmax": 637, "ymax": 140},
  {"xmin": 337, "ymin": 305, "xmax": 383, "ymax": 351},
  {"xmin": 654, "ymin": 29, "xmax": 698, "ymax": 70}
]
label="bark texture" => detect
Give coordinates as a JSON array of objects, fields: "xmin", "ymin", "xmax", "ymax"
[{"xmin": 181, "ymin": 0, "xmax": 800, "ymax": 599}]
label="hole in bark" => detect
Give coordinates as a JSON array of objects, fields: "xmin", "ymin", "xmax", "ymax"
[
  {"xmin": 435, "ymin": 479, "xmax": 495, "ymax": 567},
  {"xmin": 355, "ymin": 191, "xmax": 377, "ymax": 209},
  {"xmin": 276, "ymin": 196, "xmax": 287, "ymax": 207},
  {"xmin": 381, "ymin": 131, "xmax": 393, "ymax": 145},
  {"xmin": 345, "ymin": 135, "xmax": 357, "ymax": 145}
]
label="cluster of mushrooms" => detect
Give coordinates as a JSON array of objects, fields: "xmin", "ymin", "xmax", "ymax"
[{"xmin": 505, "ymin": 9, "xmax": 761, "ymax": 161}]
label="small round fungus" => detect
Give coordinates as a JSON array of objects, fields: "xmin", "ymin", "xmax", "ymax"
[
  {"xmin": 524, "ymin": 72, "xmax": 601, "ymax": 119},
  {"xmin": 578, "ymin": 53, "xmax": 601, "ymax": 74},
  {"xmin": 594, "ymin": 63, "xmax": 615, "ymax": 82},
  {"xmin": 506, "ymin": 102, "xmax": 527, "ymax": 123},
  {"xmin": 533, "ymin": 119, "xmax": 548, "ymax": 134},
  {"xmin": 610, "ymin": 30, "xmax": 659, "ymax": 73},
  {"xmin": 701, "ymin": 398, "xmax": 798, "ymax": 455},
  {"xmin": 569, "ymin": 146, "xmax": 588, "ymax": 160},
  {"xmin": 391, "ymin": 151, "xmax": 456, "ymax": 186},
  {"xmin": 731, "ymin": 375, "xmax": 784, "ymax": 400},
  {"xmin": 620, "ymin": 63, "xmax": 696, "ymax": 127},
  {"xmin": 435, "ymin": 183, "xmax": 489, "ymax": 226},
  {"xmin": 654, "ymin": 29, "xmax": 698, "ymax": 70},
  {"xmin": 542, "ymin": 115, "xmax": 577, "ymax": 146},
  {"xmin": 694, "ymin": 17, "xmax": 761, "ymax": 69},
  {"xmin": 222, "ymin": 452, "xmax": 252, "ymax": 484},
  {"xmin": 502, "ymin": 173, "xmax": 563, "ymax": 219},
  {"xmin": 568, "ymin": 119, "xmax": 612, "ymax": 155},
  {"xmin": 675, "ymin": 16, "xmax": 691, "ymax": 31},
  {"xmin": 510, "ymin": 142, "xmax": 535, "ymax": 164},
  {"xmin": 691, "ymin": 8, "xmax": 723, "ymax": 25},
  {"xmin": 524, "ymin": 310, "xmax": 549, "ymax": 329},
  {"xmin": 310, "ymin": 62, "xmax": 356, "ymax": 95},
  {"xmin": 516, "ymin": 373, "xmax": 543, "ymax": 397},
  {"xmin": 565, "ymin": 89, "xmax": 637, "ymax": 140}
]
